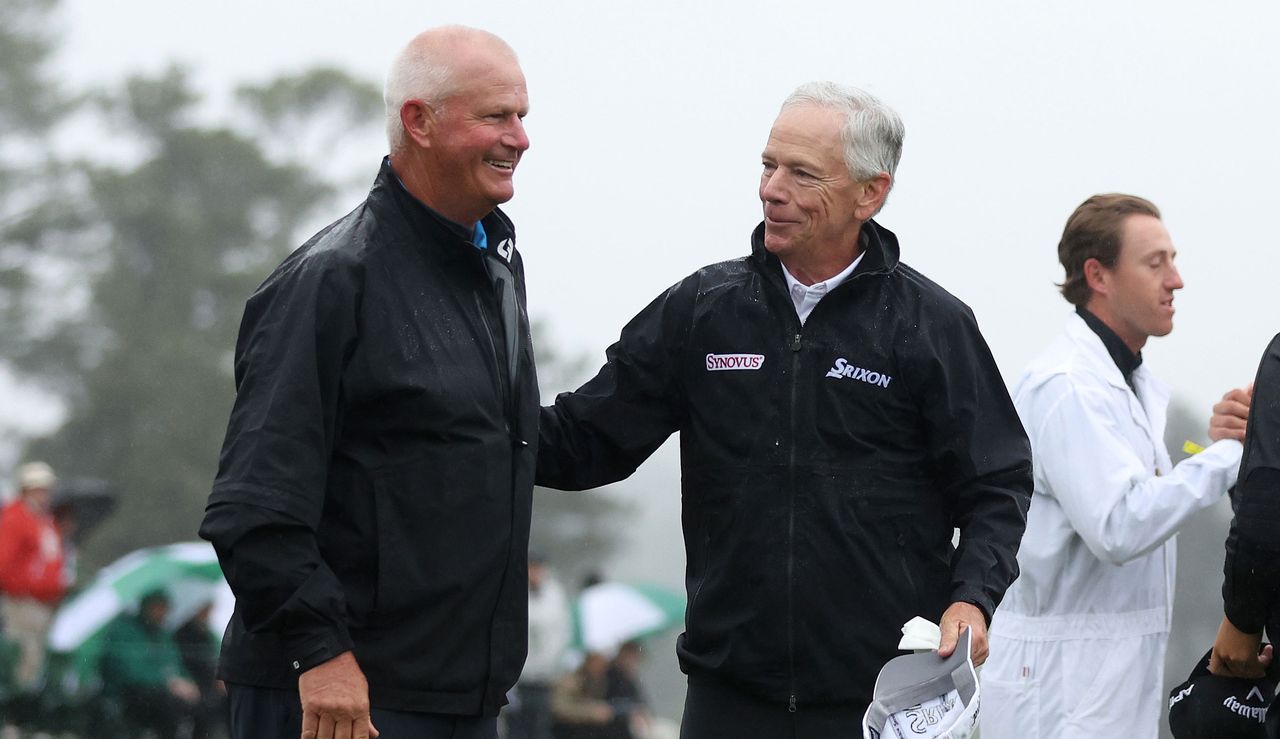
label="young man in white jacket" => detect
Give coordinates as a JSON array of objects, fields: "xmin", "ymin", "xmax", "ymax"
[{"xmin": 980, "ymin": 193, "xmax": 1253, "ymax": 739}]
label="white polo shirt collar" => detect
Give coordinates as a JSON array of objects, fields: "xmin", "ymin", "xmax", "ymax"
[{"xmin": 780, "ymin": 251, "xmax": 865, "ymax": 325}]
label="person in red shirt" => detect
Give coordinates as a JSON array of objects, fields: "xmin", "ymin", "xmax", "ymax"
[{"xmin": 0, "ymin": 461, "xmax": 68, "ymax": 691}]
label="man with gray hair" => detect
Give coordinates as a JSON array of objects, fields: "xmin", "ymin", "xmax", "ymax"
[
  {"xmin": 536, "ymin": 82, "xmax": 1032, "ymax": 736},
  {"xmin": 200, "ymin": 25, "xmax": 537, "ymax": 739}
]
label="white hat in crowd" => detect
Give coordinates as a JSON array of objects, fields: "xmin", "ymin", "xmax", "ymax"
[{"xmin": 17, "ymin": 461, "xmax": 57, "ymax": 491}]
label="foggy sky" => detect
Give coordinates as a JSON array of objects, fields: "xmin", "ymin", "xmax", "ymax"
[{"xmin": 53, "ymin": 0, "xmax": 1280, "ymax": 413}]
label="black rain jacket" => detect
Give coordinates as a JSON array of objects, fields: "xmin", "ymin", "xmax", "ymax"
[
  {"xmin": 1223, "ymin": 332, "xmax": 1280, "ymax": 635},
  {"xmin": 199, "ymin": 161, "xmax": 539, "ymax": 716},
  {"xmin": 537, "ymin": 220, "xmax": 1031, "ymax": 709}
]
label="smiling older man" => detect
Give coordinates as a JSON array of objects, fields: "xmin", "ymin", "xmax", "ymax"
[
  {"xmin": 536, "ymin": 82, "xmax": 1032, "ymax": 738},
  {"xmin": 200, "ymin": 26, "xmax": 537, "ymax": 739}
]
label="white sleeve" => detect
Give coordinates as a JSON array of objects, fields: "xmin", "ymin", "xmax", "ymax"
[{"xmin": 1025, "ymin": 377, "xmax": 1242, "ymax": 565}]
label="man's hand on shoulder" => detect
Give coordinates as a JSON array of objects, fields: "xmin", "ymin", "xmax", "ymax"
[
  {"xmin": 937, "ymin": 601, "xmax": 988, "ymax": 666},
  {"xmin": 1209, "ymin": 384, "xmax": 1253, "ymax": 442},
  {"xmin": 299, "ymin": 651, "xmax": 379, "ymax": 739}
]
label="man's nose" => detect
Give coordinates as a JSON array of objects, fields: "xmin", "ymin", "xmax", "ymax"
[
  {"xmin": 505, "ymin": 118, "xmax": 530, "ymax": 152},
  {"xmin": 760, "ymin": 172, "xmax": 788, "ymax": 203},
  {"xmin": 1167, "ymin": 263, "xmax": 1184, "ymax": 290}
]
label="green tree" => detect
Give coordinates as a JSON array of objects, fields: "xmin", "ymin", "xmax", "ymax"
[
  {"xmin": 0, "ymin": 0, "xmax": 73, "ymax": 377},
  {"xmin": 16, "ymin": 66, "xmax": 346, "ymax": 564},
  {"xmin": 0, "ymin": 0, "xmax": 86, "ymax": 481}
]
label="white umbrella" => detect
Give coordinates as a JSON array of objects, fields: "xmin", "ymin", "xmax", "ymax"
[
  {"xmin": 47, "ymin": 541, "xmax": 232, "ymax": 653},
  {"xmin": 573, "ymin": 581, "xmax": 685, "ymax": 655}
]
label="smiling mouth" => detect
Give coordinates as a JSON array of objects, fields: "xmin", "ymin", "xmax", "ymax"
[{"xmin": 486, "ymin": 159, "xmax": 515, "ymax": 171}]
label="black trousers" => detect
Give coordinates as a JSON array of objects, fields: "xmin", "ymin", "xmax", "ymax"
[
  {"xmin": 679, "ymin": 676, "xmax": 867, "ymax": 739},
  {"xmin": 227, "ymin": 683, "xmax": 498, "ymax": 739}
]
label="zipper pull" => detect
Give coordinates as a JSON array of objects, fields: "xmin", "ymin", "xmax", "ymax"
[
  {"xmin": 791, "ymin": 333, "xmax": 802, "ymax": 352},
  {"xmin": 788, "ymin": 694, "xmax": 797, "ymax": 713}
]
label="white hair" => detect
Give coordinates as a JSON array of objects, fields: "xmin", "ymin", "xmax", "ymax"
[
  {"xmin": 781, "ymin": 82, "xmax": 905, "ymax": 185},
  {"xmin": 383, "ymin": 26, "xmax": 516, "ymax": 151}
]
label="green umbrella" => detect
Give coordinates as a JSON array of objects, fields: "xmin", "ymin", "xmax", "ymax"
[{"xmin": 46, "ymin": 541, "xmax": 232, "ymax": 692}]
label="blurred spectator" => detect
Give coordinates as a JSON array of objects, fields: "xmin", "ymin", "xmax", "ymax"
[
  {"xmin": 551, "ymin": 651, "xmax": 627, "ymax": 739},
  {"xmin": 508, "ymin": 551, "xmax": 572, "ymax": 739},
  {"xmin": 99, "ymin": 588, "xmax": 201, "ymax": 739},
  {"xmin": 605, "ymin": 641, "xmax": 651, "ymax": 739},
  {"xmin": 176, "ymin": 602, "xmax": 228, "ymax": 739},
  {"xmin": 0, "ymin": 461, "xmax": 68, "ymax": 692}
]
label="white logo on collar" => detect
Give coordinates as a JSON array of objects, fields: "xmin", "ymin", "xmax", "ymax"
[
  {"xmin": 706, "ymin": 353, "xmax": 765, "ymax": 371},
  {"xmin": 825, "ymin": 357, "xmax": 892, "ymax": 387},
  {"xmin": 496, "ymin": 238, "xmax": 514, "ymax": 262}
]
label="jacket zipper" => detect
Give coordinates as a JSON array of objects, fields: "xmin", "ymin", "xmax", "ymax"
[
  {"xmin": 788, "ymin": 329, "xmax": 801, "ymax": 713},
  {"xmin": 758, "ymin": 242, "xmax": 886, "ymax": 714},
  {"xmin": 474, "ymin": 290, "xmax": 514, "ymax": 435},
  {"xmin": 472, "ymin": 252, "xmax": 524, "ymax": 714}
]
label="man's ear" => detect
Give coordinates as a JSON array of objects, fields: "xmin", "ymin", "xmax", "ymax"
[
  {"xmin": 1083, "ymin": 257, "xmax": 1109, "ymax": 296},
  {"xmin": 852, "ymin": 172, "xmax": 892, "ymax": 222},
  {"xmin": 400, "ymin": 99, "xmax": 436, "ymax": 148}
]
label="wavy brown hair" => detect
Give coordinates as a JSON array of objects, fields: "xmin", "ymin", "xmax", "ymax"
[{"xmin": 1058, "ymin": 194, "xmax": 1161, "ymax": 306}]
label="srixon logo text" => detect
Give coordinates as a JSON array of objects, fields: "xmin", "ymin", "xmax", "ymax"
[
  {"xmin": 825, "ymin": 357, "xmax": 892, "ymax": 387},
  {"xmin": 705, "ymin": 353, "xmax": 765, "ymax": 371}
]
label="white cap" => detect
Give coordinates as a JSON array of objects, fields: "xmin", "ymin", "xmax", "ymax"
[
  {"xmin": 862, "ymin": 627, "xmax": 980, "ymax": 739},
  {"xmin": 17, "ymin": 461, "xmax": 56, "ymax": 491}
]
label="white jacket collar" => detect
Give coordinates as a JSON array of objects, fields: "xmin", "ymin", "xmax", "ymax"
[
  {"xmin": 1062, "ymin": 314, "xmax": 1171, "ymax": 459},
  {"xmin": 1063, "ymin": 314, "xmax": 1131, "ymax": 393}
]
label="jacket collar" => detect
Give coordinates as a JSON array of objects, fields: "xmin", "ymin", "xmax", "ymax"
[
  {"xmin": 371, "ymin": 157, "xmax": 517, "ymax": 266},
  {"xmin": 1064, "ymin": 313, "xmax": 1135, "ymax": 394},
  {"xmin": 749, "ymin": 218, "xmax": 900, "ymax": 283},
  {"xmin": 1075, "ymin": 306, "xmax": 1142, "ymax": 389},
  {"xmin": 1063, "ymin": 313, "xmax": 1171, "ymax": 445}
]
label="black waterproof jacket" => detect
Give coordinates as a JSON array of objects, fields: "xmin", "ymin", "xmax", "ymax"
[
  {"xmin": 1223, "ymin": 332, "xmax": 1280, "ymax": 635},
  {"xmin": 199, "ymin": 161, "xmax": 539, "ymax": 715},
  {"xmin": 538, "ymin": 220, "xmax": 1031, "ymax": 709}
]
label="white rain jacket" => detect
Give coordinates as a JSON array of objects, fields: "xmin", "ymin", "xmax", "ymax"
[{"xmin": 981, "ymin": 314, "xmax": 1242, "ymax": 739}]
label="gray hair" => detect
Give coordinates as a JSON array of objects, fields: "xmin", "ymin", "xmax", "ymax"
[
  {"xmin": 781, "ymin": 82, "xmax": 905, "ymax": 185},
  {"xmin": 383, "ymin": 26, "xmax": 515, "ymax": 151}
]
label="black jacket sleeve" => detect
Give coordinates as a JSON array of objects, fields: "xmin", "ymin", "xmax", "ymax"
[
  {"xmin": 198, "ymin": 247, "xmax": 361, "ymax": 672},
  {"xmin": 1223, "ymin": 333, "xmax": 1280, "ymax": 634},
  {"xmin": 536, "ymin": 277, "xmax": 693, "ymax": 490},
  {"xmin": 908, "ymin": 302, "xmax": 1033, "ymax": 621}
]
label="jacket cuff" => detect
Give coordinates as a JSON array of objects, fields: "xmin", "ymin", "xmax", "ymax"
[
  {"xmin": 949, "ymin": 586, "xmax": 994, "ymax": 625},
  {"xmin": 283, "ymin": 624, "xmax": 355, "ymax": 674},
  {"xmin": 1224, "ymin": 606, "xmax": 1266, "ymax": 637}
]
